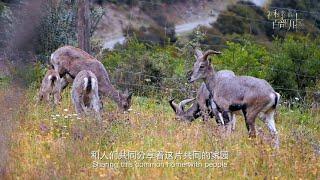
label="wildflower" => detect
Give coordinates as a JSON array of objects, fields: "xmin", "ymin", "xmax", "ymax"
[
  {"xmin": 77, "ymin": 117, "xmax": 81, "ymax": 120},
  {"xmin": 56, "ymin": 114, "xmax": 61, "ymax": 117},
  {"xmin": 63, "ymin": 109, "xmax": 68, "ymax": 112},
  {"xmin": 294, "ymin": 97, "xmax": 299, "ymax": 101}
]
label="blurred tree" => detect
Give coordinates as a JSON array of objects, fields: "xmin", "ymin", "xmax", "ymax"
[
  {"xmin": 0, "ymin": 3, "xmax": 14, "ymax": 49},
  {"xmin": 77, "ymin": 0, "xmax": 91, "ymax": 53}
]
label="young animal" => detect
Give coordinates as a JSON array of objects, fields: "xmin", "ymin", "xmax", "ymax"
[
  {"xmin": 71, "ymin": 70, "xmax": 102, "ymax": 120},
  {"xmin": 38, "ymin": 69, "xmax": 61, "ymax": 105},
  {"xmin": 50, "ymin": 46, "xmax": 132, "ymax": 111},
  {"xmin": 188, "ymin": 48, "xmax": 280, "ymax": 146}
]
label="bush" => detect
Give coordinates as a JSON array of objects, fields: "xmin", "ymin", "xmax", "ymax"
[
  {"xmin": 101, "ymin": 38, "xmax": 189, "ymax": 98},
  {"xmin": 268, "ymin": 35, "xmax": 320, "ymax": 98},
  {"xmin": 34, "ymin": 0, "xmax": 78, "ymax": 62},
  {"xmin": 214, "ymin": 38, "xmax": 271, "ymax": 79}
]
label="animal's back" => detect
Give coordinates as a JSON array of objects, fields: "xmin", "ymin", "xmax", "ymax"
[
  {"xmin": 52, "ymin": 45, "xmax": 96, "ymax": 62},
  {"xmin": 52, "ymin": 45, "xmax": 111, "ymax": 91},
  {"xmin": 213, "ymin": 72, "xmax": 275, "ymax": 108},
  {"xmin": 41, "ymin": 69, "xmax": 59, "ymax": 91},
  {"xmin": 73, "ymin": 70, "xmax": 97, "ymax": 102}
]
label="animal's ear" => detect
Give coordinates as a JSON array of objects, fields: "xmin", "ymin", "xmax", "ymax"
[{"xmin": 195, "ymin": 48, "xmax": 203, "ymax": 59}]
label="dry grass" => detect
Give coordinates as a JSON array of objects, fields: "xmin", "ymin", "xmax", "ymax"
[
  {"xmin": 4, "ymin": 86, "xmax": 320, "ymax": 179},
  {"xmin": 0, "ymin": 85, "xmax": 26, "ymax": 177}
]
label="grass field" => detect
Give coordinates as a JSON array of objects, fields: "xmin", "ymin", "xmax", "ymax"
[{"xmin": 3, "ymin": 85, "xmax": 320, "ymax": 179}]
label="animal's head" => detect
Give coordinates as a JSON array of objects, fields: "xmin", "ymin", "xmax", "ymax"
[
  {"xmin": 169, "ymin": 98, "xmax": 196, "ymax": 121},
  {"xmin": 188, "ymin": 48, "xmax": 221, "ymax": 83},
  {"xmin": 118, "ymin": 89, "xmax": 133, "ymax": 111}
]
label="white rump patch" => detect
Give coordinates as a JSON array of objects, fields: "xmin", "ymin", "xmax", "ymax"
[
  {"xmin": 48, "ymin": 75, "xmax": 52, "ymax": 81},
  {"xmin": 50, "ymin": 53, "xmax": 54, "ymax": 61},
  {"xmin": 83, "ymin": 77, "xmax": 88, "ymax": 91},
  {"xmin": 91, "ymin": 78, "xmax": 96, "ymax": 90},
  {"xmin": 261, "ymin": 93, "xmax": 276, "ymax": 113}
]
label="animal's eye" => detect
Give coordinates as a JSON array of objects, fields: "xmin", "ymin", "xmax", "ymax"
[{"xmin": 200, "ymin": 65, "xmax": 205, "ymax": 69}]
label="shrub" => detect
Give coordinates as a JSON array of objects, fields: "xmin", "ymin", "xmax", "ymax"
[
  {"xmin": 214, "ymin": 38, "xmax": 271, "ymax": 79},
  {"xmin": 101, "ymin": 38, "xmax": 189, "ymax": 98},
  {"xmin": 268, "ymin": 35, "xmax": 320, "ymax": 98}
]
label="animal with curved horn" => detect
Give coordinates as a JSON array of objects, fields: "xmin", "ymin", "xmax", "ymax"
[{"xmin": 188, "ymin": 48, "xmax": 281, "ymax": 147}]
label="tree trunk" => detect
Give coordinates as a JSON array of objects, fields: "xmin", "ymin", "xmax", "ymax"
[{"xmin": 77, "ymin": 0, "xmax": 91, "ymax": 53}]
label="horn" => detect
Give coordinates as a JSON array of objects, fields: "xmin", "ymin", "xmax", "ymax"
[
  {"xmin": 195, "ymin": 48, "xmax": 203, "ymax": 58},
  {"xmin": 178, "ymin": 98, "xmax": 195, "ymax": 109},
  {"xmin": 169, "ymin": 99, "xmax": 181, "ymax": 113},
  {"xmin": 202, "ymin": 50, "xmax": 221, "ymax": 61}
]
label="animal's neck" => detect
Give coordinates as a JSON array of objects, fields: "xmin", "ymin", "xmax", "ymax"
[
  {"xmin": 204, "ymin": 66, "xmax": 215, "ymax": 92},
  {"xmin": 100, "ymin": 80, "xmax": 122, "ymax": 106}
]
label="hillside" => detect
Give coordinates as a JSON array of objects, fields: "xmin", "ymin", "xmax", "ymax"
[{"xmin": 93, "ymin": 0, "xmax": 232, "ymax": 48}]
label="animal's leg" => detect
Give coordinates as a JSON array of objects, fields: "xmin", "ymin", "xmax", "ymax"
[
  {"xmin": 81, "ymin": 102, "xmax": 89, "ymax": 115},
  {"xmin": 38, "ymin": 91, "xmax": 44, "ymax": 103},
  {"xmin": 230, "ymin": 113, "xmax": 237, "ymax": 132},
  {"xmin": 72, "ymin": 91, "xmax": 84, "ymax": 115},
  {"xmin": 210, "ymin": 98, "xmax": 224, "ymax": 125},
  {"xmin": 60, "ymin": 77, "xmax": 69, "ymax": 91},
  {"xmin": 53, "ymin": 92, "xmax": 61, "ymax": 105},
  {"xmin": 199, "ymin": 101, "xmax": 209, "ymax": 121},
  {"xmin": 264, "ymin": 109, "xmax": 279, "ymax": 148},
  {"xmin": 92, "ymin": 95, "xmax": 102, "ymax": 121},
  {"xmin": 44, "ymin": 92, "xmax": 50, "ymax": 103},
  {"xmin": 244, "ymin": 107, "xmax": 259, "ymax": 138},
  {"xmin": 224, "ymin": 112, "xmax": 236, "ymax": 134}
]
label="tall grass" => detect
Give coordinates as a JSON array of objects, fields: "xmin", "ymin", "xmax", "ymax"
[{"xmin": 5, "ymin": 86, "xmax": 320, "ymax": 179}]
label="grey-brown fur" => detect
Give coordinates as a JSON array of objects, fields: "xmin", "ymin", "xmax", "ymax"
[
  {"xmin": 188, "ymin": 48, "xmax": 280, "ymax": 146},
  {"xmin": 71, "ymin": 70, "xmax": 101, "ymax": 120},
  {"xmin": 169, "ymin": 83, "xmax": 212, "ymax": 122},
  {"xmin": 170, "ymin": 82, "xmax": 233, "ymax": 124},
  {"xmin": 50, "ymin": 45, "xmax": 132, "ymax": 111},
  {"xmin": 38, "ymin": 69, "xmax": 61, "ymax": 105},
  {"xmin": 169, "ymin": 98, "xmax": 201, "ymax": 122}
]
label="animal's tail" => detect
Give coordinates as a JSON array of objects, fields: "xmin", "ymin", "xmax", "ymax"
[
  {"xmin": 49, "ymin": 75, "xmax": 57, "ymax": 87},
  {"xmin": 84, "ymin": 76, "xmax": 92, "ymax": 92},
  {"xmin": 273, "ymin": 92, "xmax": 281, "ymax": 108}
]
